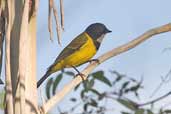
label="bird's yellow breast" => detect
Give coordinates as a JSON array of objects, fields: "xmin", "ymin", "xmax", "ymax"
[
  {"xmin": 50, "ymin": 33, "xmax": 97, "ymax": 72},
  {"xmin": 63, "ymin": 33, "xmax": 97, "ymax": 67}
]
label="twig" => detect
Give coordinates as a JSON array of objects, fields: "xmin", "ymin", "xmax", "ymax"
[
  {"xmin": 150, "ymin": 69, "xmax": 171, "ymax": 98},
  {"xmin": 138, "ymin": 91, "xmax": 171, "ymax": 107},
  {"xmin": 162, "ymin": 47, "xmax": 171, "ymax": 53},
  {"xmin": 5, "ymin": 0, "xmax": 14, "ymax": 114},
  {"xmin": 60, "ymin": 0, "xmax": 64, "ymax": 30},
  {"xmin": 40, "ymin": 23, "xmax": 171, "ymax": 113}
]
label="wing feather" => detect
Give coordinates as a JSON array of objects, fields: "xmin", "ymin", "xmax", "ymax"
[{"xmin": 54, "ymin": 33, "xmax": 88, "ymax": 63}]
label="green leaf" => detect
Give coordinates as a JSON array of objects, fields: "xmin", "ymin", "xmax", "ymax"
[
  {"xmin": 70, "ymin": 98, "xmax": 77, "ymax": 102},
  {"xmin": 64, "ymin": 71, "xmax": 75, "ymax": 77},
  {"xmin": 117, "ymin": 98, "xmax": 138, "ymax": 111},
  {"xmin": 111, "ymin": 70, "xmax": 124, "ymax": 81},
  {"xmin": 122, "ymin": 81, "xmax": 130, "ymax": 89},
  {"xmin": 52, "ymin": 73, "xmax": 63, "ymax": 95},
  {"xmin": 81, "ymin": 89, "xmax": 86, "ymax": 98},
  {"xmin": 74, "ymin": 83, "xmax": 81, "ymax": 91},
  {"xmin": 85, "ymin": 79, "xmax": 94, "ymax": 90},
  {"xmin": 121, "ymin": 112, "xmax": 131, "ymax": 114},
  {"xmin": 89, "ymin": 88, "xmax": 105, "ymax": 100},
  {"xmin": 115, "ymin": 75, "xmax": 123, "ymax": 82},
  {"xmin": 159, "ymin": 109, "xmax": 164, "ymax": 114},
  {"xmin": 89, "ymin": 89, "xmax": 101, "ymax": 96},
  {"xmin": 89, "ymin": 79, "xmax": 95, "ymax": 88},
  {"xmin": 0, "ymin": 90, "xmax": 5, "ymax": 109},
  {"xmin": 129, "ymin": 84, "xmax": 141, "ymax": 92},
  {"xmin": 164, "ymin": 109, "xmax": 171, "ymax": 113},
  {"xmin": 46, "ymin": 78, "xmax": 53, "ymax": 99},
  {"xmin": 92, "ymin": 71, "xmax": 112, "ymax": 87},
  {"xmin": 90, "ymin": 99, "xmax": 98, "ymax": 107},
  {"xmin": 83, "ymin": 103, "xmax": 88, "ymax": 111},
  {"xmin": 147, "ymin": 110, "xmax": 153, "ymax": 114},
  {"xmin": 135, "ymin": 109, "xmax": 144, "ymax": 114}
]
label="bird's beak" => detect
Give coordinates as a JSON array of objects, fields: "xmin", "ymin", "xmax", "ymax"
[{"xmin": 105, "ymin": 29, "xmax": 112, "ymax": 33}]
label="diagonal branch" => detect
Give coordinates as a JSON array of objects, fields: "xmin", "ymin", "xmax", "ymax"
[{"xmin": 40, "ymin": 23, "xmax": 171, "ymax": 113}]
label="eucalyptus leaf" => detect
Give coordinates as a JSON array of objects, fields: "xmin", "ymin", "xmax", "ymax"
[
  {"xmin": 46, "ymin": 78, "xmax": 53, "ymax": 99},
  {"xmin": 64, "ymin": 71, "xmax": 75, "ymax": 77},
  {"xmin": 0, "ymin": 90, "xmax": 5, "ymax": 109},
  {"xmin": 147, "ymin": 110, "xmax": 153, "ymax": 114},
  {"xmin": 92, "ymin": 71, "xmax": 112, "ymax": 87},
  {"xmin": 135, "ymin": 109, "xmax": 144, "ymax": 114},
  {"xmin": 117, "ymin": 98, "xmax": 138, "ymax": 111},
  {"xmin": 52, "ymin": 73, "xmax": 63, "ymax": 95}
]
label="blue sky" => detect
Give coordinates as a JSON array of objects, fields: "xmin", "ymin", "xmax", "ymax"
[
  {"xmin": 36, "ymin": 0, "xmax": 171, "ymax": 113},
  {"xmin": 0, "ymin": 0, "xmax": 171, "ymax": 114}
]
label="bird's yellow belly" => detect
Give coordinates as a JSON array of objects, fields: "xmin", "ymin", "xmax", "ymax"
[
  {"xmin": 50, "ymin": 35, "xmax": 97, "ymax": 73},
  {"xmin": 63, "ymin": 37, "xmax": 97, "ymax": 67}
]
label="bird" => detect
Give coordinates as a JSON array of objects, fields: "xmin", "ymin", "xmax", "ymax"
[{"xmin": 37, "ymin": 23, "xmax": 112, "ymax": 88}]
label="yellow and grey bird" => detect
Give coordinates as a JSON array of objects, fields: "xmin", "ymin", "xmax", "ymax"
[{"xmin": 37, "ymin": 23, "xmax": 111, "ymax": 88}]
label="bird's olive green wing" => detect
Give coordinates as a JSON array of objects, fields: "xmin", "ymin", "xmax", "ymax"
[{"xmin": 54, "ymin": 33, "xmax": 88, "ymax": 63}]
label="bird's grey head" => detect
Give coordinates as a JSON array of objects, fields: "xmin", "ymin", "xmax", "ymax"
[{"xmin": 85, "ymin": 23, "xmax": 112, "ymax": 43}]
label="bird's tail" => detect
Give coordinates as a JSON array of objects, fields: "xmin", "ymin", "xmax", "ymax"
[{"xmin": 37, "ymin": 70, "xmax": 52, "ymax": 88}]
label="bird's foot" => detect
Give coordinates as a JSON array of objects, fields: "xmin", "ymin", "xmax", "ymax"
[
  {"xmin": 75, "ymin": 73, "xmax": 86, "ymax": 82},
  {"xmin": 71, "ymin": 65, "xmax": 86, "ymax": 82}
]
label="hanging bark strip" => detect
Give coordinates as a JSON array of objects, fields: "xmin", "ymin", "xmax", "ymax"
[
  {"xmin": 18, "ymin": 0, "xmax": 29, "ymax": 113},
  {"xmin": 0, "ymin": 5, "xmax": 5, "ymax": 84},
  {"xmin": 60, "ymin": 0, "xmax": 64, "ymax": 30},
  {"xmin": 5, "ymin": 0, "xmax": 14, "ymax": 114},
  {"xmin": 52, "ymin": 0, "xmax": 61, "ymax": 45},
  {"xmin": 48, "ymin": 0, "xmax": 61, "ymax": 45},
  {"xmin": 48, "ymin": 0, "xmax": 53, "ymax": 41}
]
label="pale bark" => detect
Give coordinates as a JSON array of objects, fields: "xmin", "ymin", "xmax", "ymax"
[
  {"xmin": 25, "ymin": 6, "xmax": 39, "ymax": 114},
  {"xmin": 5, "ymin": 0, "xmax": 14, "ymax": 114},
  {"xmin": 6, "ymin": 0, "xmax": 39, "ymax": 114},
  {"xmin": 0, "ymin": 0, "xmax": 5, "ymax": 84},
  {"xmin": 17, "ymin": 0, "xmax": 29, "ymax": 113}
]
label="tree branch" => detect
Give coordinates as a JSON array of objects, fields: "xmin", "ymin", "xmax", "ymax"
[
  {"xmin": 40, "ymin": 23, "xmax": 171, "ymax": 113},
  {"xmin": 150, "ymin": 69, "xmax": 171, "ymax": 97},
  {"xmin": 138, "ymin": 91, "xmax": 171, "ymax": 107}
]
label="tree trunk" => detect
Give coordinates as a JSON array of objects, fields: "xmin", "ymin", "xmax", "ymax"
[{"xmin": 7, "ymin": 0, "xmax": 38, "ymax": 114}]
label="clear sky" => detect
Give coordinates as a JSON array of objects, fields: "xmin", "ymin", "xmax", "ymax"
[
  {"xmin": 36, "ymin": 0, "xmax": 171, "ymax": 113},
  {"xmin": 0, "ymin": 0, "xmax": 171, "ymax": 114}
]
